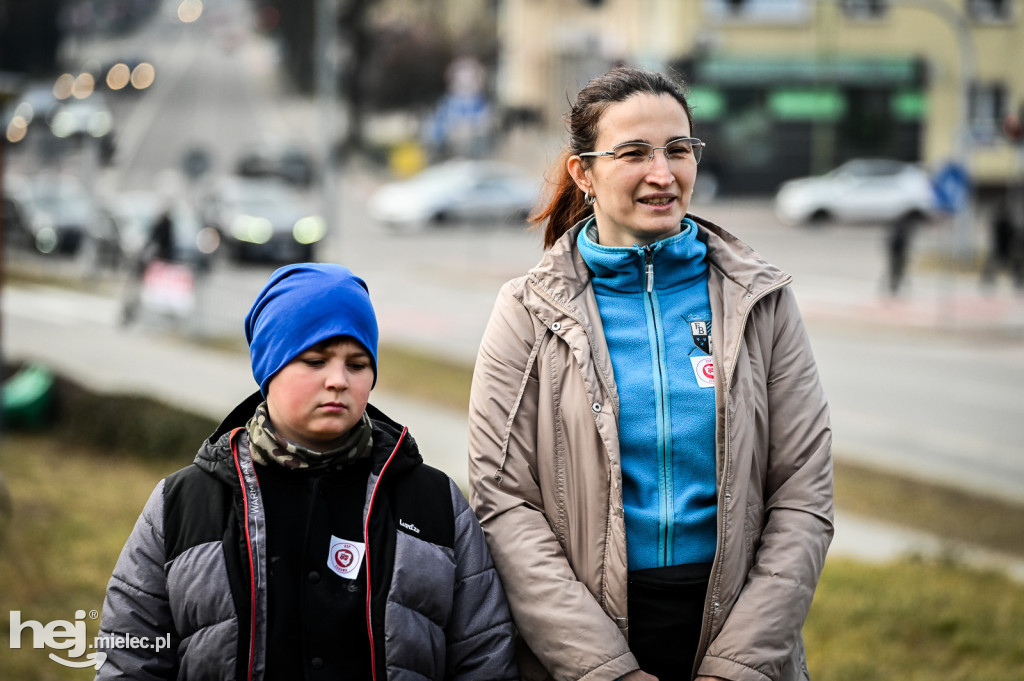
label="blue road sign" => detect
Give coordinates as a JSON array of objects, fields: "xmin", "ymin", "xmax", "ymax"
[{"xmin": 932, "ymin": 161, "xmax": 971, "ymax": 213}]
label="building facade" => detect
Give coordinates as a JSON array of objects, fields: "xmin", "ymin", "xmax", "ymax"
[{"xmin": 496, "ymin": 0, "xmax": 1022, "ymax": 196}]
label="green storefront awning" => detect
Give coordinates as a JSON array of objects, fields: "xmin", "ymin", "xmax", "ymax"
[
  {"xmin": 769, "ymin": 89, "xmax": 846, "ymax": 121},
  {"xmin": 695, "ymin": 55, "xmax": 923, "ymax": 86},
  {"xmin": 687, "ymin": 86, "xmax": 727, "ymax": 120}
]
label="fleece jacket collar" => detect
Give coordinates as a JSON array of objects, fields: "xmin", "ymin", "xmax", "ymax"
[{"xmin": 577, "ymin": 217, "xmax": 707, "ymax": 294}]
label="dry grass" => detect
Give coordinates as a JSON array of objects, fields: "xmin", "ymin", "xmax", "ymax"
[
  {"xmin": 807, "ymin": 557, "xmax": 1024, "ymax": 680},
  {"xmin": 835, "ymin": 459, "xmax": 1024, "ymax": 559},
  {"xmin": 0, "ymin": 433, "xmax": 183, "ymax": 680}
]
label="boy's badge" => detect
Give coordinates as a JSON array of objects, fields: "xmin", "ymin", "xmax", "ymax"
[
  {"xmin": 689, "ymin": 320, "xmax": 711, "ymax": 354},
  {"xmin": 690, "ymin": 356, "xmax": 715, "ymax": 389},
  {"xmin": 327, "ymin": 536, "xmax": 365, "ymax": 579}
]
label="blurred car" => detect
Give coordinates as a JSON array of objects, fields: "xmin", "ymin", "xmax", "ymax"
[
  {"xmin": 4, "ymin": 172, "xmax": 120, "ymax": 264},
  {"xmin": 774, "ymin": 159, "xmax": 937, "ymax": 226},
  {"xmin": 200, "ymin": 177, "xmax": 325, "ymax": 263},
  {"xmin": 2, "ymin": 83, "xmax": 60, "ymax": 144},
  {"xmin": 47, "ymin": 93, "xmax": 117, "ymax": 163},
  {"xmin": 106, "ymin": 191, "xmax": 219, "ymax": 267},
  {"xmin": 367, "ymin": 159, "xmax": 541, "ymax": 230},
  {"xmin": 235, "ymin": 142, "xmax": 316, "ymax": 187}
]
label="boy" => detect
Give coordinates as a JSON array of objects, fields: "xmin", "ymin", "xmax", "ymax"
[{"xmin": 97, "ymin": 263, "xmax": 518, "ymax": 680}]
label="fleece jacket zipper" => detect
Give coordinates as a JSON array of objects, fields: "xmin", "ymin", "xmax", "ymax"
[{"xmin": 642, "ymin": 245, "xmax": 674, "ymax": 567}]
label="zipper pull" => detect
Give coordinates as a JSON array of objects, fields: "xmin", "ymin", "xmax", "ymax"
[{"xmin": 644, "ymin": 247, "xmax": 654, "ymax": 293}]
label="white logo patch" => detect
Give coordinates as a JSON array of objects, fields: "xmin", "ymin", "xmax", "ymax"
[
  {"xmin": 327, "ymin": 536, "xmax": 365, "ymax": 579},
  {"xmin": 690, "ymin": 356, "xmax": 715, "ymax": 388}
]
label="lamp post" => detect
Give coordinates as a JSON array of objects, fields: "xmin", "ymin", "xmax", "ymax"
[
  {"xmin": 821, "ymin": 1, "xmax": 976, "ymax": 256},
  {"xmin": 0, "ymin": 81, "xmax": 17, "ymax": 436},
  {"xmin": 316, "ymin": 0, "xmax": 342, "ymax": 252},
  {"xmin": 898, "ymin": 0, "xmax": 976, "ymax": 262}
]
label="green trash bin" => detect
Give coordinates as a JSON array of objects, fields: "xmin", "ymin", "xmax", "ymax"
[{"xmin": 3, "ymin": 363, "xmax": 55, "ymax": 430}]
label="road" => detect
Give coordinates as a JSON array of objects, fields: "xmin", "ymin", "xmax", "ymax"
[{"xmin": 4, "ymin": 0, "xmax": 1024, "ymax": 506}]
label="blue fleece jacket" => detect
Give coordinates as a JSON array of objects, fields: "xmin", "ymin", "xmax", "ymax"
[{"xmin": 578, "ymin": 219, "xmax": 717, "ymax": 570}]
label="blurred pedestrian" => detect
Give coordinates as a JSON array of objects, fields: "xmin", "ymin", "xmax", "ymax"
[
  {"xmin": 468, "ymin": 66, "xmax": 833, "ymax": 681},
  {"xmin": 98, "ymin": 263, "xmax": 518, "ymax": 680},
  {"xmin": 885, "ymin": 212, "xmax": 918, "ymax": 296},
  {"xmin": 981, "ymin": 197, "xmax": 1024, "ymax": 290},
  {"xmin": 119, "ymin": 205, "xmax": 176, "ymax": 324}
]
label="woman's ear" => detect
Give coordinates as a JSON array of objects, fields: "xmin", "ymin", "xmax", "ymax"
[{"xmin": 566, "ymin": 154, "xmax": 591, "ymax": 195}]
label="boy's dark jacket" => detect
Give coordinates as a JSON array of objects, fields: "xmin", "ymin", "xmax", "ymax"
[{"xmin": 96, "ymin": 393, "xmax": 518, "ymax": 681}]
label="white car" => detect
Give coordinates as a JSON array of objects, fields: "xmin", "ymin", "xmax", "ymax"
[
  {"xmin": 368, "ymin": 159, "xmax": 541, "ymax": 230},
  {"xmin": 774, "ymin": 159, "xmax": 937, "ymax": 226}
]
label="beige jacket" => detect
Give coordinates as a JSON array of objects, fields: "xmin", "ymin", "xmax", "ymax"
[{"xmin": 468, "ymin": 216, "xmax": 834, "ymax": 681}]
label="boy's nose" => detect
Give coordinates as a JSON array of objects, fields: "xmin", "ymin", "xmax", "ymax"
[{"xmin": 325, "ymin": 364, "xmax": 349, "ymax": 390}]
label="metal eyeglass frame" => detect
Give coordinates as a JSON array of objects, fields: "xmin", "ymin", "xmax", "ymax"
[{"xmin": 578, "ymin": 137, "xmax": 705, "ymax": 165}]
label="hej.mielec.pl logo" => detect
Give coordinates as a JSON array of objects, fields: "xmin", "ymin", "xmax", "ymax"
[{"xmin": 10, "ymin": 609, "xmax": 170, "ymax": 669}]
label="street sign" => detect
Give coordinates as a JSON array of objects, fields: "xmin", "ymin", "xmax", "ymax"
[{"xmin": 932, "ymin": 161, "xmax": 970, "ymax": 214}]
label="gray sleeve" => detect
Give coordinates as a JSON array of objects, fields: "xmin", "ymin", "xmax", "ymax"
[
  {"xmin": 95, "ymin": 480, "xmax": 178, "ymax": 681},
  {"xmin": 445, "ymin": 479, "xmax": 519, "ymax": 681}
]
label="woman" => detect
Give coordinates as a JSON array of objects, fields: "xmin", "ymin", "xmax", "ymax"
[{"xmin": 467, "ymin": 66, "xmax": 833, "ymax": 681}]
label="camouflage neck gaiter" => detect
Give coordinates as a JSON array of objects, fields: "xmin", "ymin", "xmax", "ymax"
[{"xmin": 246, "ymin": 402, "xmax": 374, "ymax": 471}]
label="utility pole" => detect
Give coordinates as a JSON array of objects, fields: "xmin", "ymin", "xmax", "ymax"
[
  {"xmin": 899, "ymin": 0, "xmax": 976, "ymax": 262},
  {"xmin": 0, "ymin": 82, "xmax": 15, "ymax": 436},
  {"xmin": 316, "ymin": 0, "xmax": 342, "ymax": 254}
]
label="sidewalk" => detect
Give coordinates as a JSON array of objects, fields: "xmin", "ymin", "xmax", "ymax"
[{"xmin": 4, "ymin": 281, "xmax": 1024, "ymax": 581}]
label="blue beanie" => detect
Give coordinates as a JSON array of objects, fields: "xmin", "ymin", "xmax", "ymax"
[{"xmin": 245, "ymin": 263, "xmax": 379, "ymax": 396}]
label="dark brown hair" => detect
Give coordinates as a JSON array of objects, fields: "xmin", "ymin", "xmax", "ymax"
[{"xmin": 531, "ymin": 67, "xmax": 694, "ymax": 249}]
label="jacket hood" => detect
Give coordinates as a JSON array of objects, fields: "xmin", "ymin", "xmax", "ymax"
[
  {"xmin": 688, "ymin": 213, "xmax": 790, "ymax": 296},
  {"xmin": 194, "ymin": 391, "xmax": 422, "ymax": 484}
]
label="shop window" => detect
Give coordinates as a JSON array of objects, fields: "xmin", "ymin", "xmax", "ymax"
[
  {"xmin": 704, "ymin": 0, "xmax": 811, "ymax": 23},
  {"xmin": 970, "ymin": 83, "xmax": 1008, "ymax": 144},
  {"xmin": 841, "ymin": 0, "xmax": 888, "ymax": 19},
  {"xmin": 967, "ymin": 0, "xmax": 1013, "ymax": 22}
]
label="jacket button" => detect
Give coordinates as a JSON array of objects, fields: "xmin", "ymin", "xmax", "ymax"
[
  {"xmin": 591, "ymin": 402, "xmax": 602, "ymax": 413},
  {"xmin": 311, "ymin": 657, "xmax": 324, "ymax": 669},
  {"xmin": 551, "ymin": 322, "xmax": 561, "ymax": 331},
  {"xmin": 308, "ymin": 571, "xmax": 321, "ymax": 584}
]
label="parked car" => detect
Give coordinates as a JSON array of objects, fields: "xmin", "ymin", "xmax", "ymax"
[
  {"xmin": 199, "ymin": 177, "xmax": 325, "ymax": 263},
  {"xmin": 235, "ymin": 141, "xmax": 316, "ymax": 187},
  {"xmin": 47, "ymin": 93, "xmax": 117, "ymax": 163},
  {"xmin": 367, "ymin": 159, "xmax": 541, "ymax": 230},
  {"xmin": 2, "ymin": 83, "xmax": 60, "ymax": 145},
  {"xmin": 774, "ymin": 159, "xmax": 938, "ymax": 227},
  {"xmin": 4, "ymin": 172, "xmax": 120, "ymax": 265}
]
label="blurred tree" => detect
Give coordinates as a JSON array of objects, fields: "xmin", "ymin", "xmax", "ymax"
[
  {"xmin": 337, "ymin": 0, "xmax": 373, "ymax": 155},
  {"xmin": 248, "ymin": 0, "xmax": 467, "ymax": 155},
  {"xmin": 0, "ymin": 0, "xmax": 63, "ymax": 76},
  {"xmin": 362, "ymin": 23, "xmax": 451, "ymax": 113}
]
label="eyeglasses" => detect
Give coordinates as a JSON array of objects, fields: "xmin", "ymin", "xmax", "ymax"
[{"xmin": 579, "ymin": 137, "xmax": 705, "ymax": 166}]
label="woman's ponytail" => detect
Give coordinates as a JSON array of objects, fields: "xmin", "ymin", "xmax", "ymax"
[{"xmin": 530, "ymin": 149, "xmax": 592, "ymax": 249}]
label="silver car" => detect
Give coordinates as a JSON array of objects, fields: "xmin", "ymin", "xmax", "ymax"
[
  {"xmin": 368, "ymin": 159, "xmax": 541, "ymax": 231},
  {"xmin": 774, "ymin": 159, "xmax": 938, "ymax": 227}
]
